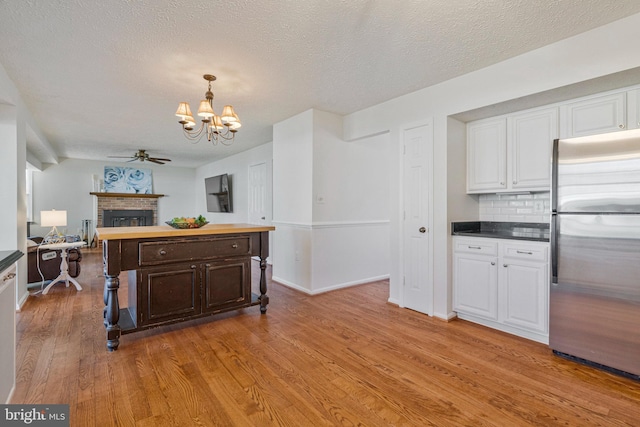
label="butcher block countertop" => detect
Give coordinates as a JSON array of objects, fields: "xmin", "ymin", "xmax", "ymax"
[{"xmin": 95, "ymin": 223, "xmax": 275, "ymax": 240}]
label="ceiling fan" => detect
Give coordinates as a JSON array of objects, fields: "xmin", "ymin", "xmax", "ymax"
[{"xmin": 108, "ymin": 149, "xmax": 172, "ymax": 165}]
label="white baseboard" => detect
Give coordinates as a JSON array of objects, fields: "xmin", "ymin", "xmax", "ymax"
[{"xmin": 272, "ymin": 274, "xmax": 390, "ymax": 296}]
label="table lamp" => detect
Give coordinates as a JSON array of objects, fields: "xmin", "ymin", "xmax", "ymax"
[{"xmin": 41, "ymin": 209, "xmax": 67, "ymax": 242}]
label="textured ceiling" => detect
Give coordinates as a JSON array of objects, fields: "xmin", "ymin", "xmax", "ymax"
[{"xmin": 2, "ymin": 0, "xmax": 640, "ymax": 167}]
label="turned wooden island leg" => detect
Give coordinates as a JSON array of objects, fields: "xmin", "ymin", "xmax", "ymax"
[
  {"xmin": 104, "ymin": 272, "xmax": 121, "ymax": 351},
  {"xmin": 103, "ymin": 240, "xmax": 122, "ymax": 351},
  {"xmin": 259, "ymin": 231, "xmax": 269, "ymax": 313},
  {"xmin": 259, "ymin": 257, "xmax": 269, "ymax": 313}
]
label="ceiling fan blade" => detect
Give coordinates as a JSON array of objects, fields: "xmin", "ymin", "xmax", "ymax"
[
  {"xmin": 150, "ymin": 157, "xmax": 172, "ymax": 162},
  {"xmin": 107, "ymin": 155, "xmax": 135, "ymax": 159},
  {"xmin": 147, "ymin": 159, "xmax": 165, "ymax": 164}
]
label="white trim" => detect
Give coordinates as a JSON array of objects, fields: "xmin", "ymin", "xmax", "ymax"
[
  {"xmin": 344, "ymin": 129, "xmax": 390, "ymax": 143},
  {"xmin": 16, "ymin": 291, "xmax": 29, "ymax": 311},
  {"xmin": 457, "ymin": 313, "xmax": 549, "ymax": 345},
  {"xmin": 273, "ymin": 274, "xmax": 390, "ymax": 295},
  {"xmin": 271, "ymin": 221, "xmax": 312, "ymax": 229},
  {"xmin": 272, "ymin": 220, "xmax": 389, "ymax": 229}
]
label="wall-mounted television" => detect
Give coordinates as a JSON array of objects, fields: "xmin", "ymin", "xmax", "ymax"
[{"xmin": 205, "ymin": 173, "xmax": 233, "ymax": 213}]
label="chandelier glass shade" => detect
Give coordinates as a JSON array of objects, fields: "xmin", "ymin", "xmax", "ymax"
[{"xmin": 175, "ymin": 74, "xmax": 241, "ymax": 145}]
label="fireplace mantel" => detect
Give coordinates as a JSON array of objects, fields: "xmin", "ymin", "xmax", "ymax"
[{"xmin": 90, "ymin": 192, "xmax": 164, "ymax": 198}]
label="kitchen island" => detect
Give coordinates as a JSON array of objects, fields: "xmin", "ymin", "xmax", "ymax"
[{"xmin": 95, "ymin": 223, "xmax": 275, "ymax": 351}]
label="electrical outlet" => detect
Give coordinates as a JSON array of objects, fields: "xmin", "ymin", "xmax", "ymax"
[
  {"xmin": 534, "ymin": 200, "xmax": 544, "ymax": 213},
  {"xmin": 42, "ymin": 251, "xmax": 57, "ymax": 261}
]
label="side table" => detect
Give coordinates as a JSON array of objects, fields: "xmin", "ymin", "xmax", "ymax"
[{"xmin": 39, "ymin": 241, "xmax": 87, "ymax": 294}]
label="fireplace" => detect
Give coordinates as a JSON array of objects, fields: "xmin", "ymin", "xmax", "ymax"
[
  {"xmin": 92, "ymin": 192, "xmax": 163, "ymax": 228},
  {"xmin": 103, "ymin": 209, "xmax": 153, "ymax": 227}
]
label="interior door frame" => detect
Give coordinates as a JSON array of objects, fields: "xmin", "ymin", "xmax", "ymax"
[{"xmin": 399, "ymin": 118, "xmax": 434, "ymax": 315}]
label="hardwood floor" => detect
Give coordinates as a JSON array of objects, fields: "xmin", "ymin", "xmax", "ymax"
[{"xmin": 13, "ymin": 250, "xmax": 640, "ymax": 426}]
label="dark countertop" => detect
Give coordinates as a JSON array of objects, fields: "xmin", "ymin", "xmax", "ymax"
[
  {"xmin": 0, "ymin": 250, "xmax": 24, "ymax": 272},
  {"xmin": 451, "ymin": 221, "xmax": 550, "ymax": 242}
]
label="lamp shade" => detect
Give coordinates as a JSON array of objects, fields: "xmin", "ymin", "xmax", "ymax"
[
  {"xmin": 197, "ymin": 100, "xmax": 215, "ymax": 118},
  {"xmin": 211, "ymin": 115, "xmax": 224, "ymax": 131},
  {"xmin": 184, "ymin": 115, "xmax": 196, "ymax": 128},
  {"xmin": 41, "ymin": 210, "xmax": 67, "ymax": 227},
  {"xmin": 220, "ymin": 105, "xmax": 237, "ymax": 123},
  {"xmin": 175, "ymin": 102, "xmax": 193, "ymax": 119}
]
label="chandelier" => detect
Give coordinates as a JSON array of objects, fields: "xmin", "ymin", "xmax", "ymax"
[{"xmin": 175, "ymin": 74, "xmax": 241, "ymax": 145}]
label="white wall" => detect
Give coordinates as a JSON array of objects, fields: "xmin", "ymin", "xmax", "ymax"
[
  {"xmin": 195, "ymin": 141, "xmax": 273, "ymax": 224},
  {"xmin": 272, "ymin": 109, "xmax": 390, "ymax": 294},
  {"xmin": 272, "ymin": 110, "xmax": 314, "ymax": 224},
  {"xmin": 343, "ymin": 13, "xmax": 640, "ymax": 319},
  {"xmin": 30, "ymin": 159, "xmax": 196, "ymax": 238},
  {"xmin": 0, "ymin": 62, "xmax": 47, "ymax": 311}
]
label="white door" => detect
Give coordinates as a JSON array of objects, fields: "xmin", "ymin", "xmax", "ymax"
[
  {"xmin": 248, "ymin": 162, "xmax": 267, "ymax": 225},
  {"xmin": 402, "ymin": 122, "xmax": 433, "ymax": 315}
]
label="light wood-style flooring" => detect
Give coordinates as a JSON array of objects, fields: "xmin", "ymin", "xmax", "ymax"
[{"xmin": 13, "ymin": 250, "xmax": 640, "ymax": 426}]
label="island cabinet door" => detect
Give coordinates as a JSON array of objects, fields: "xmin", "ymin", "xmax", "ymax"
[
  {"xmin": 139, "ymin": 263, "xmax": 201, "ymax": 327},
  {"xmin": 202, "ymin": 258, "xmax": 251, "ymax": 314}
]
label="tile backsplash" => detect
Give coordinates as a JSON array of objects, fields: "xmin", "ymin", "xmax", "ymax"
[{"xmin": 479, "ymin": 192, "xmax": 550, "ymax": 223}]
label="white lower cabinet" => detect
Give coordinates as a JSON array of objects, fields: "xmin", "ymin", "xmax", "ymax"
[{"xmin": 453, "ymin": 237, "xmax": 549, "ymax": 344}]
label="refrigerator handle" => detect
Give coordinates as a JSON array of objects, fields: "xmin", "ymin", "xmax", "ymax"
[
  {"xmin": 551, "ymin": 138, "xmax": 559, "ymax": 213},
  {"xmin": 551, "ymin": 213, "xmax": 558, "ymax": 283}
]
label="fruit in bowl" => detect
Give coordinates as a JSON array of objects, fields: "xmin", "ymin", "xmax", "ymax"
[{"xmin": 166, "ymin": 215, "xmax": 208, "ymax": 229}]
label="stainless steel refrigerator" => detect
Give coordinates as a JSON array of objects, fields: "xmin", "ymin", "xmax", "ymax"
[{"xmin": 551, "ymin": 128, "xmax": 640, "ymax": 379}]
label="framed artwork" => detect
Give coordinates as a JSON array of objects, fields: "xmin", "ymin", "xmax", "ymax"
[{"xmin": 104, "ymin": 166, "xmax": 153, "ymax": 194}]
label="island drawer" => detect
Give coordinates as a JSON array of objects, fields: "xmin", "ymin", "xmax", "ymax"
[{"xmin": 138, "ymin": 236, "xmax": 251, "ymax": 266}]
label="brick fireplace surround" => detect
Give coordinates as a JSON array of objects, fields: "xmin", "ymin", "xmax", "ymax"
[{"xmin": 91, "ymin": 192, "xmax": 164, "ymax": 227}]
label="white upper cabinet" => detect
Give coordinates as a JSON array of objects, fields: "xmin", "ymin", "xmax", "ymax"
[
  {"xmin": 559, "ymin": 92, "xmax": 626, "ymax": 138},
  {"xmin": 467, "ymin": 107, "xmax": 557, "ymax": 193},
  {"xmin": 467, "ymin": 118, "xmax": 506, "ymax": 192},
  {"xmin": 508, "ymin": 107, "xmax": 558, "ymax": 190},
  {"xmin": 628, "ymin": 89, "xmax": 640, "ymax": 130}
]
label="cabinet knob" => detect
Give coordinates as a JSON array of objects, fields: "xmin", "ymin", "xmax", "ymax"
[
  {"xmin": 159, "ymin": 250, "xmax": 167, "ymax": 256},
  {"xmin": 619, "ymin": 124, "xmax": 625, "ymax": 129},
  {"xmin": 491, "ymin": 262, "xmax": 495, "ymax": 266},
  {"xmin": 419, "ymin": 227, "xmax": 427, "ymax": 233},
  {"xmin": 191, "ymin": 265, "xmax": 196, "ymax": 269},
  {"xmin": 232, "ymin": 243, "xmax": 239, "ymax": 249},
  {"xmin": 503, "ymin": 264, "xmax": 508, "ymax": 267},
  {"xmin": 500, "ymin": 182, "xmax": 505, "ymax": 186},
  {"xmin": 513, "ymin": 180, "xmax": 517, "ymax": 184}
]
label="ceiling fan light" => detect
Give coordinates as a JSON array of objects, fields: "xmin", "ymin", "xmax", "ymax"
[
  {"xmin": 197, "ymin": 100, "xmax": 214, "ymax": 118},
  {"xmin": 175, "ymin": 102, "xmax": 192, "ymax": 119},
  {"xmin": 220, "ymin": 105, "xmax": 237, "ymax": 123}
]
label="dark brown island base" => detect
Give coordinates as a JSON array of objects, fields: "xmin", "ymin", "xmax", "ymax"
[{"xmin": 95, "ymin": 223, "xmax": 275, "ymax": 351}]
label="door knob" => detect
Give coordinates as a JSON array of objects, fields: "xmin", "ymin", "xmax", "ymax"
[{"xmin": 419, "ymin": 227, "xmax": 427, "ymax": 233}]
